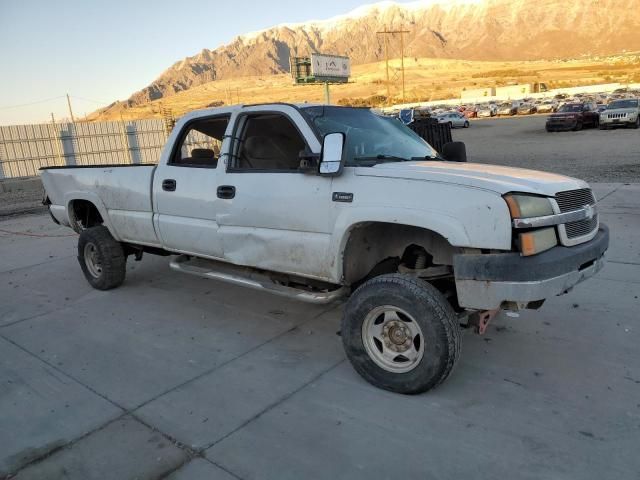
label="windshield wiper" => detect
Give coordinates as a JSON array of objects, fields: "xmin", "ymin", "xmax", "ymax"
[
  {"xmin": 411, "ymin": 154, "xmax": 446, "ymax": 161},
  {"xmin": 353, "ymin": 154, "xmax": 411, "ymax": 163}
]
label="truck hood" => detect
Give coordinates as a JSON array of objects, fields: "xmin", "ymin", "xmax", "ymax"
[{"xmin": 354, "ymin": 161, "xmax": 587, "ymax": 196}]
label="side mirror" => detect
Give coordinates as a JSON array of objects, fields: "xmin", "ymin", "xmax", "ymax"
[
  {"xmin": 441, "ymin": 141, "xmax": 467, "ymax": 162},
  {"xmin": 319, "ymin": 132, "xmax": 345, "ymax": 176}
]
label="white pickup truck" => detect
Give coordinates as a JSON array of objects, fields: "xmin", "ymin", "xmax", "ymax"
[{"xmin": 41, "ymin": 103, "xmax": 609, "ymax": 394}]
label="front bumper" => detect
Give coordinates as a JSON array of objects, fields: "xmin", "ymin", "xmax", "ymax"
[
  {"xmin": 600, "ymin": 116, "xmax": 635, "ymax": 126},
  {"xmin": 546, "ymin": 119, "xmax": 578, "ymax": 131},
  {"xmin": 453, "ymin": 225, "xmax": 609, "ymax": 310}
]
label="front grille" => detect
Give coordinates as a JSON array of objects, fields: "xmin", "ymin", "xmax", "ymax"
[
  {"xmin": 565, "ymin": 216, "xmax": 598, "ymax": 238},
  {"xmin": 554, "ymin": 188, "xmax": 598, "ymax": 242},
  {"xmin": 607, "ymin": 113, "xmax": 627, "ymax": 119},
  {"xmin": 555, "ymin": 188, "xmax": 595, "ymax": 212}
]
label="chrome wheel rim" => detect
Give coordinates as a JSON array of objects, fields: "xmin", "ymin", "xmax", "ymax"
[
  {"xmin": 361, "ymin": 305, "xmax": 424, "ymax": 373},
  {"xmin": 84, "ymin": 242, "xmax": 103, "ymax": 278}
]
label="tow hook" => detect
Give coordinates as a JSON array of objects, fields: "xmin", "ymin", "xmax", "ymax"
[{"xmin": 468, "ymin": 309, "xmax": 499, "ymax": 335}]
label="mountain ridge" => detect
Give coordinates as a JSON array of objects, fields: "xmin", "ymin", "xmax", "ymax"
[{"xmin": 113, "ymin": 0, "xmax": 640, "ymax": 109}]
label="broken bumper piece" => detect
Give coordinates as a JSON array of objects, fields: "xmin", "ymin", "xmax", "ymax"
[{"xmin": 453, "ymin": 225, "xmax": 609, "ymax": 310}]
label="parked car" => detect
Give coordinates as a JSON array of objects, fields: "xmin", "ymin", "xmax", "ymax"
[
  {"xmin": 599, "ymin": 98, "xmax": 640, "ymax": 129},
  {"xmin": 536, "ymin": 100, "xmax": 558, "ymax": 113},
  {"xmin": 463, "ymin": 106, "xmax": 478, "ymax": 118},
  {"xmin": 545, "ymin": 102, "xmax": 600, "ymax": 131},
  {"xmin": 497, "ymin": 102, "xmax": 518, "ymax": 116},
  {"xmin": 40, "ymin": 103, "xmax": 609, "ymax": 395},
  {"xmin": 477, "ymin": 104, "xmax": 497, "ymax": 117},
  {"xmin": 436, "ymin": 112, "xmax": 470, "ymax": 128},
  {"xmin": 517, "ymin": 103, "xmax": 537, "ymax": 115},
  {"xmin": 596, "ymin": 104, "xmax": 608, "ymax": 113}
]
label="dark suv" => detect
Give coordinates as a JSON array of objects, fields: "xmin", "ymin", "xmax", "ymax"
[{"xmin": 546, "ymin": 102, "xmax": 600, "ymax": 132}]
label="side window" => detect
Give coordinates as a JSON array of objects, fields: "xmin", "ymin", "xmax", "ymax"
[
  {"xmin": 171, "ymin": 116, "xmax": 229, "ymax": 168},
  {"xmin": 232, "ymin": 113, "xmax": 307, "ymax": 171}
]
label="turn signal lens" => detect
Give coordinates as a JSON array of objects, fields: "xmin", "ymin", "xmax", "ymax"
[
  {"xmin": 519, "ymin": 228, "xmax": 558, "ymax": 256},
  {"xmin": 504, "ymin": 195, "xmax": 521, "ymax": 218}
]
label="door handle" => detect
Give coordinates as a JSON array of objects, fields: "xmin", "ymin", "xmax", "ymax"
[
  {"xmin": 217, "ymin": 185, "xmax": 236, "ymax": 199},
  {"xmin": 162, "ymin": 179, "xmax": 176, "ymax": 192}
]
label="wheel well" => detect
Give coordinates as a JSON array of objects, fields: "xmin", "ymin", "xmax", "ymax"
[
  {"xmin": 342, "ymin": 222, "xmax": 460, "ymax": 286},
  {"xmin": 70, "ymin": 200, "xmax": 103, "ymax": 231}
]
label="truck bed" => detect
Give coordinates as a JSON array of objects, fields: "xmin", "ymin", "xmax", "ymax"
[{"xmin": 40, "ymin": 164, "xmax": 160, "ymax": 246}]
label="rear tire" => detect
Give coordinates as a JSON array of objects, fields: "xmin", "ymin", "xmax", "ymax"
[
  {"xmin": 464, "ymin": 121, "xmax": 470, "ymax": 128},
  {"xmin": 574, "ymin": 121, "xmax": 583, "ymax": 131},
  {"xmin": 78, "ymin": 226, "xmax": 126, "ymax": 290},
  {"xmin": 341, "ymin": 274, "xmax": 461, "ymax": 394}
]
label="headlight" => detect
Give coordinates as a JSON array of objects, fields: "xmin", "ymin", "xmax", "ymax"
[
  {"xmin": 503, "ymin": 194, "xmax": 554, "ymax": 218},
  {"xmin": 519, "ymin": 228, "xmax": 558, "ymax": 256}
]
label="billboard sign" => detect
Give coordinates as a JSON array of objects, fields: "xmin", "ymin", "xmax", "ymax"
[{"xmin": 311, "ymin": 54, "xmax": 350, "ymax": 79}]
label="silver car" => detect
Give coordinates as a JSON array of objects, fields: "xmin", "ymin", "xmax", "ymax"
[
  {"xmin": 436, "ymin": 112, "xmax": 470, "ymax": 128},
  {"xmin": 599, "ymin": 98, "xmax": 640, "ymax": 129}
]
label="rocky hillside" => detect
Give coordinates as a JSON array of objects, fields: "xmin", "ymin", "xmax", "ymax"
[{"xmin": 119, "ymin": 0, "xmax": 640, "ymax": 107}]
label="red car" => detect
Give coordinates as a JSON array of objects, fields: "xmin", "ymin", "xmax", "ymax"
[{"xmin": 463, "ymin": 106, "xmax": 478, "ymax": 118}]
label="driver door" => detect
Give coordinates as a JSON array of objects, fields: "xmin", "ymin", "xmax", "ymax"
[{"xmin": 216, "ymin": 105, "xmax": 336, "ymax": 281}]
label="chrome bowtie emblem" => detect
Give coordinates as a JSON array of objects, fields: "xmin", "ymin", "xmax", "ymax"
[{"xmin": 584, "ymin": 204, "xmax": 595, "ymax": 220}]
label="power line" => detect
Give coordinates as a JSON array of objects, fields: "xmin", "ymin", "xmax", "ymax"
[
  {"xmin": 0, "ymin": 95, "xmax": 65, "ymax": 110},
  {"xmin": 69, "ymin": 95, "xmax": 113, "ymax": 105}
]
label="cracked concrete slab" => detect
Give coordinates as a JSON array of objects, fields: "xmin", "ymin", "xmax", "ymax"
[
  {"xmin": 165, "ymin": 458, "xmax": 238, "ymax": 480},
  {"xmin": 1, "ymin": 285, "xmax": 306, "ymax": 409},
  {"xmin": 135, "ymin": 310, "xmax": 344, "ymax": 450},
  {"xmin": 13, "ymin": 416, "xmax": 189, "ymax": 480},
  {"xmin": 0, "ymin": 337, "xmax": 122, "ymax": 477}
]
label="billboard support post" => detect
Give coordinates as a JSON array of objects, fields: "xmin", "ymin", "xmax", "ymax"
[{"xmin": 324, "ymin": 82, "xmax": 331, "ymax": 105}]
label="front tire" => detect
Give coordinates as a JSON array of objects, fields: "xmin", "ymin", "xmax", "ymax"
[
  {"xmin": 632, "ymin": 117, "xmax": 640, "ymax": 129},
  {"xmin": 78, "ymin": 226, "xmax": 126, "ymax": 290},
  {"xmin": 341, "ymin": 274, "xmax": 461, "ymax": 394}
]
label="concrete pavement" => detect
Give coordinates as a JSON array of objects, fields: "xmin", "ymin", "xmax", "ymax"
[{"xmin": 1, "ymin": 183, "xmax": 639, "ymax": 479}]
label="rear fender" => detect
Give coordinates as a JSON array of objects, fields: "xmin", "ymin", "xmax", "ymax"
[{"xmin": 64, "ymin": 191, "xmax": 120, "ymax": 240}]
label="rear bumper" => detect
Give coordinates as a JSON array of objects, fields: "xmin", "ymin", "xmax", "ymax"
[{"xmin": 453, "ymin": 225, "xmax": 609, "ymax": 310}]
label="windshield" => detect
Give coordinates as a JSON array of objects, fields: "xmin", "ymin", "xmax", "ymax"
[
  {"xmin": 608, "ymin": 99, "xmax": 638, "ymax": 109},
  {"xmin": 301, "ymin": 106, "xmax": 437, "ymax": 165},
  {"xmin": 558, "ymin": 104, "xmax": 583, "ymax": 113}
]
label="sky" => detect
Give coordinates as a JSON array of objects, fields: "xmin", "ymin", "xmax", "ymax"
[{"xmin": 0, "ymin": 0, "xmax": 415, "ymax": 125}]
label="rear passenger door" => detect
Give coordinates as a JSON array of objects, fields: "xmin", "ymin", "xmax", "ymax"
[
  {"xmin": 153, "ymin": 114, "xmax": 230, "ymax": 258},
  {"xmin": 216, "ymin": 105, "xmax": 335, "ymax": 281}
]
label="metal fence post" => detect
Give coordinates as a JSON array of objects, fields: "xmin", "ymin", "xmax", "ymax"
[
  {"xmin": 0, "ymin": 127, "xmax": 5, "ymax": 179},
  {"xmin": 120, "ymin": 119, "xmax": 134, "ymax": 164},
  {"xmin": 49, "ymin": 119, "xmax": 64, "ymax": 166}
]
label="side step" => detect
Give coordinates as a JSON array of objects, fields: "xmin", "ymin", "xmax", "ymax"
[{"xmin": 169, "ymin": 255, "xmax": 347, "ymax": 304}]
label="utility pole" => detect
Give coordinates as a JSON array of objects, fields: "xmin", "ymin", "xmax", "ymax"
[
  {"xmin": 400, "ymin": 26, "xmax": 406, "ymax": 103},
  {"xmin": 376, "ymin": 26, "xmax": 410, "ymax": 104},
  {"xmin": 50, "ymin": 112, "xmax": 63, "ymax": 164},
  {"xmin": 66, "ymin": 93, "xmax": 76, "ymax": 123}
]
